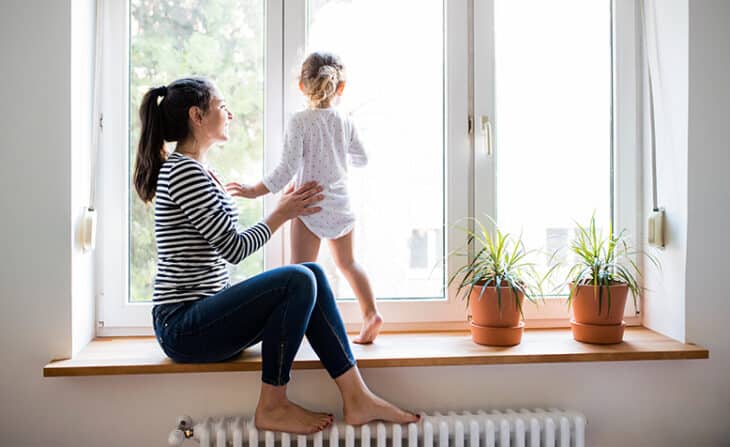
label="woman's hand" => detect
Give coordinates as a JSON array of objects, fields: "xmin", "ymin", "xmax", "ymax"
[
  {"xmin": 265, "ymin": 182, "xmax": 324, "ymax": 234},
  {"xmin": 226, "ymin": 181, "xmax": 268, "ymax": 199}
]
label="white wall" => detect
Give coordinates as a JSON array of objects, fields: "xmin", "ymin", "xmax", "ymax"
[
  {"xmin": 0, "ymin": 1, "xmax": 728, "ymax": 446},
  {"xmin": 686, "ymin": 1, "xmax": 730, "ymax": 357},
  {"xmin": 640, "ymin": 0, "xmax": 689, "ymax": 342},
  {"xmin": 70, "ymin": 0, "xmax": 97, "ymax": 356}
]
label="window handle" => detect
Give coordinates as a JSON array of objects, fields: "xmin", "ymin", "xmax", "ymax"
[{"xmin": 480, "ymin": 115, "xmax": 493, "ymax": 156}]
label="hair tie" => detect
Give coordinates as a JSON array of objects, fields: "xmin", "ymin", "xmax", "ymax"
[
  {"xmin": 317, "ymin": 65, "xmax": 337, "ymax": 81},
  {"xmin": 157, "ymin": 85, "xmax": 168, "ymax": 97}
]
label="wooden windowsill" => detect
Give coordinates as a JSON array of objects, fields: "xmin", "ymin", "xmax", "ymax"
[{"xmin": 43, "ymin": 327, "xmax": 708, "ymax": 377}]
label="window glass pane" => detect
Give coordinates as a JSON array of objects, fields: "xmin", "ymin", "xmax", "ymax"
[
  {"xmin": 494, "ymin": 0, "xmax": 612, "ymax": 295},
  {"xmin": 307, "ymin": 0, "xmax": 445, "ymax": 299},
  {"xmin": 129, "ymin": 0, "xmax": 265, "ymax": 302}
]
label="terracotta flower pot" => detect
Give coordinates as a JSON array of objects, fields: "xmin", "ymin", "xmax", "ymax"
[
  {"xmin": 470, "ymin": 321, "xmax": 525, "ymax": 347},
  {"xmin": 570, "ymin": 320, "xmax": 625, "ymax": 344},
  {"xmin": 569, "ymin": 282, "xmax": 628, "ymax": 344},
  {"xmin": 570, "ymin": 282, "xmax": 628, "ymax": 325},
  {"xmin": 468, "ymin": 284, "xmax": 524, "ymax": 346}
]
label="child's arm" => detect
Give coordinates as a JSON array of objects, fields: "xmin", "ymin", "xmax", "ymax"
[
  {"xmin": 262, "ymin": 115, "xmax": 305, "ymax": 193},
  {"xmin": 225, "ymin": 181, "xmax": 270, "ymax": 199},
  {"xmin": 227, "ymin": 116, "xmax": 304, "ymax": 199},
  {"xmin": 347, "ymin": 120, "xmax": 368, "ymax": 167}
]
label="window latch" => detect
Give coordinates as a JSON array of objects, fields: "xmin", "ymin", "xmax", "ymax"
[{"xmin": 480, "ymin": 115, "xmax": 493, "ymax": 156}]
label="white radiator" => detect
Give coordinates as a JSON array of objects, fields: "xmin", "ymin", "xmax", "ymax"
[{"xmin": 169, "ymin": 409, "xmax": 586, "ymax": 447}]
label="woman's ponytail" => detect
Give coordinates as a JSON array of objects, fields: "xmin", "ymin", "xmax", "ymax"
[
  {"xmin": 134, "ymin": 86, "xmax": 167, "ymax": 203},
  {"xmin": 133, "ymin": 77, "xmax": 214, "ymax": 203}
]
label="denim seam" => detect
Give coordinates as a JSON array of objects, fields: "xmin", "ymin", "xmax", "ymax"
[
  {"xmin": 275, "ymin": 341, "xmax": 287, "ymax": 386},
  {"xmin": 275, "ymin": 271, "xmax": 295, "ymax": 385},
  {"xmin": 262, "ymin": 374, "xmax": 289, "ymax": 387},
  {"xmin": 315, "ymin": 300, "xmax": 355, "ymax": 366}
]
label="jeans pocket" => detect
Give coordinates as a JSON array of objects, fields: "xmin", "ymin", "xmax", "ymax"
[{"xmin": 154, "ymin": 302, "xmax": 187, "ymax": 333}]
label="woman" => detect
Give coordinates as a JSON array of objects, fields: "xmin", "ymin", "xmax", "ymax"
[{"xmin": 134, "ymin": 76, "xmax": 418, "ymax": 435}]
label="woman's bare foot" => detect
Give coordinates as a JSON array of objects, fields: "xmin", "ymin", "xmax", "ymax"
[
  {"xmin": 255, "ymin": 399, "xmax": 333, "ymax": 434},
  {"xmin": 343, "ymin": 389, "xmax": 419, "ymax": 426},
  {"xmin": 255, "ymin": 384, "xmax": 333, "ymax": 434},
  {"xmin": 352, "ymin": 313, "xmax": 383, "ymax": 344}
]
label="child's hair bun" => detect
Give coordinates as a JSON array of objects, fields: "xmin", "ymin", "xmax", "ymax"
[
  {"xmin": 317, "ymin": 65, "xmax": 339, "ymax": 83},
  {"xmin": 301, "ymin": 52, "xmax": 345, "ymax": 108}
]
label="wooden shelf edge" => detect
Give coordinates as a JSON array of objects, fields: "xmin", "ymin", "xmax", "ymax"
[{"xmin": 43, "ymin": 327, "xmax": 709, "ymax": 378}]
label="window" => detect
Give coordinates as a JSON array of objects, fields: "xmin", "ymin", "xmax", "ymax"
[
  {"xmin": 275, "ymin": 0, "xmax": 467, "ymax": 329},
  {"xmin": 473, "ymin": 0, "xmax": 640, "ymax": 323},
  {"xmin": 306, "ymin": 0, "xmax": 445, "ymax": 301},
  {"xmin": 97, "ymin": 0, "xmax": 270, "ymax": 331},
  {"xmin": 97, "ymin": 0, "xmax": 639, "ymax": 334}
]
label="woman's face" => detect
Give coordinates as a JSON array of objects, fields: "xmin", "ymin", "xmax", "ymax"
[{"xmin": 201, "ymin": 92, "xmax": 233, "ymax": 144}]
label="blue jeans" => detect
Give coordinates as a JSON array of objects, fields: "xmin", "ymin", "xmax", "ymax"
[{"xmin": 152, "ymin": 262, "xmax": 356, "ymax": 386}]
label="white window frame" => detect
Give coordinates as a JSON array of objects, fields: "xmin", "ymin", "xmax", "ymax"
[
  {"xmin": 97, "ymin": 0, "xmax": 288, "ymax": 335},
  {"xmin": 96, "ymin": 0, "xmax": 640, "ymax": 335}
]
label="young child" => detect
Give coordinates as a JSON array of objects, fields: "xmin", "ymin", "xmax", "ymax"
[{"xmin": 227, "ymin": 52, "xmax": 383, "ymax": 344}]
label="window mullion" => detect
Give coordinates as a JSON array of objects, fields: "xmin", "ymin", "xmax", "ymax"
[
  {"xmin": 472, "ymin": 0, "xmax": 497, "ymax": 223},
  {"xmin": 613, "ymin": 0, "xmax": 641, "ymax": 319},
  {"xmin": 263, "ymin": 0, "xmax": 286, "ymax": 268}
]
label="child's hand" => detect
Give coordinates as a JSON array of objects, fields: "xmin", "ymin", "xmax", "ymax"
[{"xmin": 226, "ymin": 182, "xmax": 261, "ymax": 199}]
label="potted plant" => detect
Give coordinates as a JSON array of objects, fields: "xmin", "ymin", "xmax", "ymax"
[
  {"xmin": 449, "ymin": 217, "xmax": 553, "ymax": 346},
  {"xmin": 566, "ymin": 214, "xmax": 658, "ymax": 344}
]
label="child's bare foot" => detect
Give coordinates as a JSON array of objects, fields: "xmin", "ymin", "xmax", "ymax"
[
  {"xmin": 352, "ymin": 313, "xmax": 383, "ymax": 344},
  {"xmin": 255, "ymin": 399, "xmax": 333, "ymax": 434},
  {"xmin": 343, "ymin": 390, "xmax": 419, "ymax": 426}
]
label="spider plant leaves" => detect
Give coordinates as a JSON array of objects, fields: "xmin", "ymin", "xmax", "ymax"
[
  {"xmin": 566, "ymin": 212, "xmax": 659, "ymax": 315},
  {"xmin": 449, "ymin": 216, "xmax": 554, "ymax": 312}
]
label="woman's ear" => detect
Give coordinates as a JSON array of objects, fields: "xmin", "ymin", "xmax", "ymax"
[
  {"xmin": 336, "ymin": 81, "xmax": 346, "ymax": 96},
  {"xmin": 298, "ymin": 80, "xmax": 305, "ymax": 93},
  {"xmin": 188, "ymin": 106, "xmax": 203, "ymax": 126}
]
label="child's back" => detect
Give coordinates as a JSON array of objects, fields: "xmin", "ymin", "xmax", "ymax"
[{"xmin": 263, "ymin": 107, "xmax": 367, "ymax": 239}]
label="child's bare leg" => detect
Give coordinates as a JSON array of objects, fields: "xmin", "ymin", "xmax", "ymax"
[
  {"xmin": 291, "ymin": 218, "xmax": 321, "ymax": 263},
  {"xmin": 329, "ymin": 231, "xmax": 382, "ymax": 344}
]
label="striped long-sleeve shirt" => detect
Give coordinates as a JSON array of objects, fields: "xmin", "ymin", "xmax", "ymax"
[{"xmin": 153, "ymin": 152, "xmax": 271, "ymax": 305}]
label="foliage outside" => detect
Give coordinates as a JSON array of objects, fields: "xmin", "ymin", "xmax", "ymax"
[
  {"xmin": 566, "ymin": 213, "xmax": 659, "ymax": 315},
  {"xmin": 448, "ymin": 216, "xmax": 558, "ymax": 317},
  {"xmin": 129, "ymin": 0, "xmax": 265, "ymax": 302}
]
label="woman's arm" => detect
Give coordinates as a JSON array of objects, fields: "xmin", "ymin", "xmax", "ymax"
[
  {"xmin": 263, "ymin": 182, "xmax": 323, "ymax": 234},
  {"xmin": 169, "ymin": 160, "xmax": 272, "ymax": 264},
  {"xmin": 169, "ymin": 160, "xmax": 323, "ymax": 263}
]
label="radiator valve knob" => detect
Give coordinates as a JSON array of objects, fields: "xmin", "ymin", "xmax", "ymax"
[
  {"xmin": 168, "ymin": 429, "xmax": 185, "ymax": 446},
  {"xmin": 177, "ymin": 415, "xmax": 193, "ymax": 429}
]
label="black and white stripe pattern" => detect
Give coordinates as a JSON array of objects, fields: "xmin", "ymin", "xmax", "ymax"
[{"xmin": 153, "ymin": 152, "xmax": 271, "ymax": 305}]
